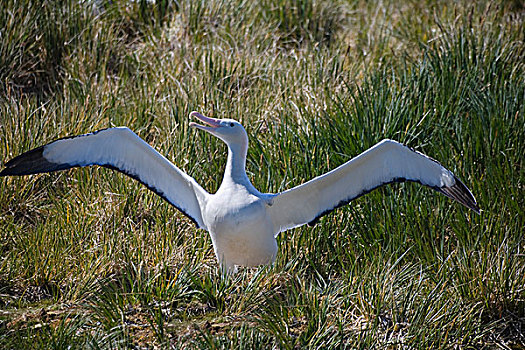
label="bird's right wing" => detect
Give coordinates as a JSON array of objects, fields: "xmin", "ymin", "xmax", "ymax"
[
  {"xmin": 0, "ymin": 127, "xmax": 209, "ymax": 228},
  {"xmin": 268, "ymin": 139, "xmax": 479, "ymax": 235}
]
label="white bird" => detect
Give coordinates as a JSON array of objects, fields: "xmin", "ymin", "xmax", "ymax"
[{"xmin": 0, "ymin": 111, "xmax": 479, "ymax": 272}]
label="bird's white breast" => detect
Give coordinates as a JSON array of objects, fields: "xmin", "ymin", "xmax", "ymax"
[{"xmin": 203, "ymin": 184, "xmax": 277, "ymax": 268}]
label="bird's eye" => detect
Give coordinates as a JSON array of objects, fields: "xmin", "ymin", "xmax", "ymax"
[{"xmin": 230, "ymin": 123, "xmax": 234, "ymax": 127}]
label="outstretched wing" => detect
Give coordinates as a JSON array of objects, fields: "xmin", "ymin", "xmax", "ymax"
[
  {"xmin": 269, "ymin": 139, "xmax": 479, "ymax": 234},
  {"xmin": 0, "ymin": 127, "xmax": 208, "ymax": 228}
]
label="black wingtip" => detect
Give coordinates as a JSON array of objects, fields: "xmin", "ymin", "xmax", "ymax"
[
  {"xmin": 439, "ymin": 175, "xmax": 480, "ymax": 214},
  {"xmin": 0, "ymin": 146, "xmax": 67, "ymax": 176}
]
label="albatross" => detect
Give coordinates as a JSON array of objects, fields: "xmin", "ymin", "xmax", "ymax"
[{"xmin": 0, "ymin": 112, "xmax": 479, "ymax": 272}]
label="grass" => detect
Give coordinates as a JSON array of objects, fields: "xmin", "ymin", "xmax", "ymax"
[{"xmin": 0, "ymin": 0, "xmax": 523, "ymax": 348}]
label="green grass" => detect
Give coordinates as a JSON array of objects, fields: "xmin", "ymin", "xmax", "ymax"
[{"xmin": 0, "ymin": 0, "xmax": 524, "ymax": 348}]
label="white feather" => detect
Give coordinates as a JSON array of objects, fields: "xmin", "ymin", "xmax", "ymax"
[
  {"xmin": 268, "ymin": 139, "xmax": 460, "ymax": 234},
  {"xmin": 43, "ymin": 127, "xmax": 208, "ymax": 228}
]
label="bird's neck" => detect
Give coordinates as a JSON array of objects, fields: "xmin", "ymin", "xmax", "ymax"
[{"xmin": 223, "ymin": 142, "xmax": 250, "ymax": 186}]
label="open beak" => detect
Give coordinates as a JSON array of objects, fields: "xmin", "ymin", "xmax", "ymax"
[{"xmin": 189, "ymin": 111, "xmax": 222, "ymax": 132}]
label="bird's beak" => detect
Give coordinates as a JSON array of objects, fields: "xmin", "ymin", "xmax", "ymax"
[{"xmin": 189, "ymin": 111, "xmax": 221, "ymax": 132}]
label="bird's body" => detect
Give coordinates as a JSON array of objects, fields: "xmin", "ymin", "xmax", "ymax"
[
  {"xmin": 0, "ymin": 112, "xmax": 480, "ymax": 272},
  {"xmin": 205, "ymin": 181, "xmax": 277, "ymax": 269}
]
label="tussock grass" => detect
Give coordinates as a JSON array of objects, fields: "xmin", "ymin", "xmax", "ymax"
[{"xmin": 0, "ymin": 0, "xmax": 524, "ymax": 348}]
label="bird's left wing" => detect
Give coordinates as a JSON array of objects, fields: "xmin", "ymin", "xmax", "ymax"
[
  {"xmin": 0, "ymin": 127, "xmax": 208, "ymax": 228},
  {"xmin": 268, "ymin": 139, "xmax": 479, "ymax": 235}
]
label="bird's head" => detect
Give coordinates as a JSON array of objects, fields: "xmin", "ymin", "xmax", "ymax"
[{"xmin": 190, "ymin": 111, "xmax": 248, "ymax": 148}]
